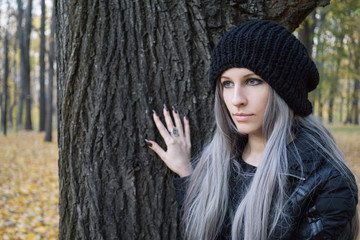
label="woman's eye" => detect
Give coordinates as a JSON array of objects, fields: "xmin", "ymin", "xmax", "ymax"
[
  {"xmin": 222, "ymin": 81, "xmax": 234, "ymax": 88},
  {"xmin": 246, "ymin": 78, "xmax": 263, "ymax": 85}
]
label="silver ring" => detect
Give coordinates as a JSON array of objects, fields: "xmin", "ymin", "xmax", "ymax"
[{"xmin": 170, "ymin": 127, "xmax": 179, "ymax": 137}]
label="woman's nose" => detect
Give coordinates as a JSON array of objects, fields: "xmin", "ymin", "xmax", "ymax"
[{"xmin": 231, "ymin": 87, "xmax": 247, "ymax": 106}]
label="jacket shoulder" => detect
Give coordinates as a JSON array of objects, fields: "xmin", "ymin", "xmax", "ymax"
[{"xmin": 289, "ymin": 153, "xmax": 358, "ymax": 239}]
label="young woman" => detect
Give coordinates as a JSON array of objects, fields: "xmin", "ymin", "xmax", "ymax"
[{"xmin": 145, "ymin": 20, "xmax": 358, "ymax": 240}]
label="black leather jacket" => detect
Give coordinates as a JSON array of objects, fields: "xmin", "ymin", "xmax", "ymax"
[{"xmin": 173, "ymin": 133, "xmax": 358, "ymax": 239}]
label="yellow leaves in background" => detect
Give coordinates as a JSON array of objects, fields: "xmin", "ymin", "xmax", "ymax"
[{"xmin": 0, "ymin": 132, "xmax": 59, "ymax": 240}]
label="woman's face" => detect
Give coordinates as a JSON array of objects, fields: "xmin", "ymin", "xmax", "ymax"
[{"xmin": 220, "ymin": 68, "xmax": 269, "ymax": 137}]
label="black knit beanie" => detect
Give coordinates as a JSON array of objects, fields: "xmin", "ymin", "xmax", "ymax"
[{"xmin": 209, "ymin": 20, "xmax": 319, "ymax": 116}]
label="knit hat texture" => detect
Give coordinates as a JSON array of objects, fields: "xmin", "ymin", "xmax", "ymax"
[{"xmin": 209, "ymin": 20, "xmax": 319, "ymax": 116}]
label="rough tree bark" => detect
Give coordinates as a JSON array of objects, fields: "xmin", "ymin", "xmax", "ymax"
[
  {"xmin": 39, "ymin": 0, "xmax": 46, "ymax": 131},
  {"xmin": 44, "ymin": 4, "xmax": 55, "ymax": 142},
  {"xmin": 56, "ymin": 0, "xmax": 329, "ymax": 239}
]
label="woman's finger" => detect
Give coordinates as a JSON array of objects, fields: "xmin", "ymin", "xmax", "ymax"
[
  {"xmin": 163, "ymin": 104, "xmax": 175, "ymax": 132},
  {"xmin": 184, "ymin": 115, "xmax": 191, "ymax": 145},
  {"xmin": 172, "ymin": 106, "xmax": 184, "ymax": 137},
  {"xmin": 153, "ymin": 111, "xmax": 172, "ymax": 143},
  {"xmin": 145, "ymin": 139, "xmax": 166, "ymax": 160}
]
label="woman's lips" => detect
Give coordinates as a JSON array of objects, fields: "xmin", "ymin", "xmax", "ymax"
[{"xmin": 233, "ymin": 113, "xmax": 254, "ymax": 121}]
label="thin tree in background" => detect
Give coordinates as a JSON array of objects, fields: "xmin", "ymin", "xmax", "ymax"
[
  {"xmin": 313, "ymin": 11, "xmax": 327, "ymax": 120},
  {"xmin": 328, "ymin": 32, "xmax": 344, "ymax": 124},
  {"xmin": 298, "ymin": 11, "xmax": 316, "ymax": 56},
  {"xmin": 0, "ymin": 0, "xmax": 2, "ymax": 39},
  {"xmin": 9, "ymin": 42, "xmax": 18, "ymax": 127},
  {"xmin": 1, "ymin": 2, "xmax": 10, "ymax": 135},
  {"xmin": 350, "ymin": 38, "xmax": 359, "ymax": 124},
  {"xmin": 15, "ymin": 0, "xmax": 24, "ymax": 129},
  {"xmin": 0, "ymin": 0, "xmax": 3, "ymax": 121},
  {"xmin": 45, "ymin": 4, "xmax": 54, "ymax": 142},
  {"xmin": 16, "ymin": 0, "xmax": 33, "ymax": 130},
  {"xmin": 39, "ymin": 0, "xmax": 46, "ymax": 131},
  {"xmin": 298, "ymin": 12, "xmax": 317, "ymax": 113},
  {"xmin": 23, "ymin": 0, "xmax": 33, "ymax": 130}
]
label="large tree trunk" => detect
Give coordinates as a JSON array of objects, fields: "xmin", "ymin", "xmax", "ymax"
[
  {"xmin": 44, "ymin": 4, "xmax": 55, "ymax": 142},
  {"xmin": 56, "ymin": 0, "xmax": 329, "ymax": 239},
  {"xmin": 39, "ymin": 0, "xmax": 46, "ymax": 131}
]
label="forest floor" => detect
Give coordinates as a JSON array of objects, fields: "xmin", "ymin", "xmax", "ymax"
[
  {"xmin": 0, "ymin": 132, "xmax": 58, "ymax": 240},
  {"xmin": 0, "ymin": 126, "xmax": 359, "ymax": 239}
]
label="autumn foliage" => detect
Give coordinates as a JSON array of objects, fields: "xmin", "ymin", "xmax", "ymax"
[
  {"xmin": 0, "ymin": 132, "xmax": 58, "ymax": 239},
  {"xmin": 0, "ymin": 127, "xmax": 358, "ymax": 239}
]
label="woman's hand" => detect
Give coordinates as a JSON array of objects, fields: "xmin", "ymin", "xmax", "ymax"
[{"xmin": 146, "ymin": 105, "xmax": 193, "ymax": 177}]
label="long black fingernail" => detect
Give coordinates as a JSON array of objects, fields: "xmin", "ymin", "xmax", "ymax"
[
  {"xmin": 184, "ymin": 115, "xmax": 188, "ymax": 120},
  {"xmin": 152, "ymin": 109, "xmax": 157, "ymax": 116},
  {"xmin": 163, "ymin": 104, "xmax": 168, "ymax": 111},
  {"xmin": 145, "ymin": 139, "xmax": 152, "ymax": 147},
  {"xmin": 172, "ymin": 106, "xmax": 178, "ymax": 114}
]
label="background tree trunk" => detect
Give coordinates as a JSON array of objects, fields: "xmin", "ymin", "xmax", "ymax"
[
  {"xmin": 44, "ymin": 4, "xmax": 55, "ymax": 142},
  {"xmin": 318, "ymin": 92, "xmax": 323, "ymax": 120},
  {"xmin": 2, "ymin": 16, "xmax": 10, "ymax": 135},
  {"xmin": 16, "ymin": 0, "xmax": 24, "ymax": 129},
  {"xmin": 351, "ymin": 38, "xmax": 359, "ymax": 125},
  {"xmin": 344, "ymin": 76, "xmax": 352, "ymax": 124},
  {"xmin": 16, "ymin": 0, "xmax": 33, "ymax": 130},
  {"xmin": 56, "ymin": 0, "xmax": 329, "ymax": 239},
  {"xmin": 312, "ymin": 10, "xmax": 326, "ymax": 121},
  {"xmin": 39, "ymin": 0, "xmax": 46, "ymax": 131},
  {"xmin": 352, "ymin": 79, "xmax": 359, "ymax": 124},
  {"xmin": 298, "ymin": 11, "xmax": 316, "ymax": 56},
  {"xmin": 9, "ymin": 46, "xmax": 18, "ymax": 127},
  {"xmin": 23, "ymin": 0, "xmax": 33, "ymax": 130},
  {"xmin": 328, "ymin": 35, "xmax": 344, "ymax": 124},
  {"xmin": 0, "ymin": 0, "xmax": 2, "ymax": 40},
  {"xmin": 328, "ymin": 88, "xmax": 335, "ymax": 123}
]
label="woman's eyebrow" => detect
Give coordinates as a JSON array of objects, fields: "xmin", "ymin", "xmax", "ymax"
[{"xmin": 220, "ymin": 73, "xmax": 256, "ymax": 79}]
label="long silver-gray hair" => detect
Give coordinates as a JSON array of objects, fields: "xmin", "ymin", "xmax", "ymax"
[{"xmin": 182, "ymin": 81, "xmax": 358, "ymax": 240}]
